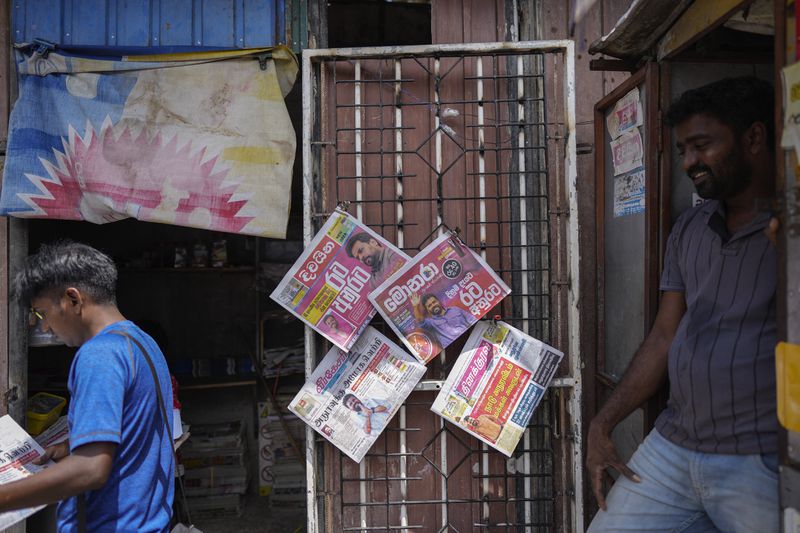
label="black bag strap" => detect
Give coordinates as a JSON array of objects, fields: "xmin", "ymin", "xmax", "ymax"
[
  {"xmin": 112, "ymin": 330, "xmax": 193, "ymax": 527},
  {"xmin": 76, "ymin": 492, "xmax": 87, "ymax": 532}
]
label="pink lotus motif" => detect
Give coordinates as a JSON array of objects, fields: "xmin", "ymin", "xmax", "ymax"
[{"xmin": 20, "ymin": 119, "xmax": 253, "ymax": 233}]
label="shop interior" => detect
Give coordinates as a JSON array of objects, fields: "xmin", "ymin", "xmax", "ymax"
[{"xmin": 25, "ymin": 211, "xmax": 309, "ymax": 531}]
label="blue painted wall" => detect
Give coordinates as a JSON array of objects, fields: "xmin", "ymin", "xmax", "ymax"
[{"xmin": 13, "ymin": 0, "xmax": 286, "ymax": 48}]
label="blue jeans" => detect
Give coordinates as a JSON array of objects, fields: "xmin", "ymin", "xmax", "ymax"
[{"xmin": 588, "ymin": 429, "xmax": 778, "ymax": 532}]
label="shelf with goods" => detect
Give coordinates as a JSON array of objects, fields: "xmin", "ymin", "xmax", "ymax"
[{"xmin": 22, "ymin": 217, "xmax": 309, "ymax": 526}]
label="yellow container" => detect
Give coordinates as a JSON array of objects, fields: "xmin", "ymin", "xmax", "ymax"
[
  {"xmin": 26, "ymin": 392, "xmax": 66, "ymax": 435},
  {"xmin": 777, "ymin": 342, "xmax": 800, "ymax": 433}
]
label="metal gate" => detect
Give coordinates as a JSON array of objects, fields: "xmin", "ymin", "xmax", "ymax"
[{"xmin": 302, "ymin": 41, "xmax": 580, "ymax": 532}]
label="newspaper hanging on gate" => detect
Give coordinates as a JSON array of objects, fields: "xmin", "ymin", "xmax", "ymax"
[
  {"xmin": 271, "ymin": 210, "xmax": 409, "ymax": 350},
  {"xmin": 288, "ymin": 326, "xmax": 426, "ymax": 463},
  {"xmin": 431, "ymin": 320, "xmax": 563, "ymax": 456},
  {"xmin": 0, "ymin": 415, "xmax": 52, "ymax": 529},
  {"xmin": 369, "ymin": 233, "xmax": 511, "ymax": 364}
]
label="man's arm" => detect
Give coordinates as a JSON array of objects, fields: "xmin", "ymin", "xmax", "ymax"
[
  {"xmin": 0, "ymin": 442, "xmax": 117, "ymax": 512},
  {"xmin": 586, "ymin": 290, "xmax": 686, "ymax": 511},
  {"xmin": 410, "ymin": 293, "xmax": 425, "ymax": 323}
]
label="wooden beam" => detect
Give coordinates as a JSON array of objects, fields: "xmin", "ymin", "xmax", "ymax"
[
  {"xmin": 589, "ymin": 58, "xmax": 639, "ymax": 72},
  {"xmin": 657, "ymin": 0, "xmax": 754, "ymax": 61}
]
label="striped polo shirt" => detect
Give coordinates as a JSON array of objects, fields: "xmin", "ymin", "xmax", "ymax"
[{"xmin": 655, "ymin": 199, "xmax": 777, "ymax": 454}]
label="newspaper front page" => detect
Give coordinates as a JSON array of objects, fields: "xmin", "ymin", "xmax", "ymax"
[
  {"xmin": 289, "ymin": 326, "xmax": 426, "ymax": 463},
  {"xmin": 0, "ymin": 415, "xmax": 49, "ymax": 530},
  {"xmin": 271, "ymin": 209, "xmax": 409, "ymax": 351},
  {"xmin": 431, "ymin": 321, "xmax": 563, "ymax": 456},
  {"xmin": 369, "ymin": 233, "xmax": 510, "ymax": 364}
]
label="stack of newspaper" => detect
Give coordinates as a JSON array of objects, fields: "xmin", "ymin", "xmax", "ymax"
[
  {"xmin": 181, "ymin": 420, "xmax": 249, "ymax": 518},
  {"xmin": 257, "ymin": 399, "xmax": 305, "ymax": 502},
  {"xmin": 261, "ymin": 341, "xmax": 304, "ymax": 378}
]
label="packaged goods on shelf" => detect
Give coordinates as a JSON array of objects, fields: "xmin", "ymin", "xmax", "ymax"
[
  {"xmin": 183, "ymin": 465, "xmax": 249, "ymax": 497},
  {"xmin": 186, "ymin": 494, "xmax": 244, "ymax": 519}
]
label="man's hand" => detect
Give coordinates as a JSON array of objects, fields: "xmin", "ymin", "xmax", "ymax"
[
  {"xmin": 410, "ymin": 293, "xmax": 420, "ymax": 306},
  {"xmin": 34, "ymin": 441, "xmax": 70, "ymax": 465},
  {"xmin": 586, "ymin": 422, "xmax": 641, "ymax": 511},
  {"xmin": 765, "ymin": 216, "xmax": 780, "ymax": 248}
]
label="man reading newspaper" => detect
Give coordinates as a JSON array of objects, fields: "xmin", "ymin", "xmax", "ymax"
[{"xmin": 0, "ymin": 242, "xmax": 174, "ymax": 532}]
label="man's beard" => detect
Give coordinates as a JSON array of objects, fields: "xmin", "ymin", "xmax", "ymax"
[{"xmin": 688, "ymin": 155, "xmax": 751, "ymax": 200}]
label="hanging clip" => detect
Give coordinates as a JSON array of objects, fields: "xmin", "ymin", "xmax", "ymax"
[
  {"xmin": 446, "ymin": 226, "xmax": 467, "ymax": 257},
  {"xmin": 32, "ymin": 38, "xmax": 56, "ymax": 59},
  {"xmin": 335, "ymin": 200, "xmax": 351, "ymax": 213},
  {"xmin": 256, "ymin": 53, "xmax": 272, "ymax": 71},
  {"xmin": 492, "ymin": 314, "xmax": 502, "ymax": 326}
]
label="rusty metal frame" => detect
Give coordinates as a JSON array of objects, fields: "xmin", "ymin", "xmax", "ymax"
[{"xmin": 303, "ymin": 40, "xmax": 578, "ymax": 532}]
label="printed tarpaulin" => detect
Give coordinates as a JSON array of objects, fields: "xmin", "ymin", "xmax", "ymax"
[{"xmin": 0, "ymin": 44, "xmax": 298, "ymax": 237}]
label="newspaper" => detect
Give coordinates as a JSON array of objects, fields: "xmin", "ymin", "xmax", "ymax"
[
  {"xmin": 289, "ymin": 326, "xmax": 426, "ymax": 463},
  {"xmin": 369, "ymin": 233, "xmax": 510, "ymax": 364},
  {"xmin": 271, "ymin": 209, "xmax": 409, "ymax": 351},
  {"xmin": 431, "ymin": 321, "xmax": 563, "ymax": 456},
  {"xmin": 0, "ymin": 415, "xmax": 49, "ymax": 530},
  {"xmin": 35, "ymin": 416, "xmax": 69, "ymax": 449}
]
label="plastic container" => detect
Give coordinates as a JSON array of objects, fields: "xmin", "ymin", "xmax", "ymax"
[
  {"xmin": 26, "ymin": 392, "xmax": 67, "ymax": 435},
  {"xmin": 777, "ymin": 342, "xmax": 800, "ymax": 432}
]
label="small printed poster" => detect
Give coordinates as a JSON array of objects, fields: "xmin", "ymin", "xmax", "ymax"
[
  {"xmin": 430, "ymin": 320, "xmax": 563, "ymax": 456},
  {"xmin": 610, "ymin": 129, "xmax": 644, "ymax": 176},
  {"xmin": 606, "ymin": 87, "xmax": 643, "ymax": 139},
  {"xmin": 781, "ymin": 61, "xmax": 800, "ymax": 157},
  {"xmin": 369, "ymin": 233, "xmax": 511, "ymax": 364},
  {"xmin": 613, "ymin": 168, "xmax": 645, "ymax": 217},
  {"xmin": 271, "ymin": 209, "xmax": 410, "ymax": 351}
]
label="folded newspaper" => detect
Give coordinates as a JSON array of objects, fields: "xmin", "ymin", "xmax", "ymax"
[
  {"xmin": 271, "ymin": 209, "xmax": 409, "ymax": 351},
  {"xmin": 0, "ymin": 415, "xmax": 50, "ymax": 530},
  {"xmin": 431, "ymin": 321, "xmax": 563, "ymax": 456},
  {"xmin": 289, "ymin": 326, "xmax": 426, "ymax": 462},
  {"xmin": 369, "ymin": 232, "xmax": 510, "ymax": 364}
]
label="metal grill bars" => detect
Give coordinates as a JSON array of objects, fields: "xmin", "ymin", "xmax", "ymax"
[{"xmin": 302, "ymin": 41, "xmax": 579, "ymax": 533}]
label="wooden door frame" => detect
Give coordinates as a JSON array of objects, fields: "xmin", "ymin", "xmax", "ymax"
[{"xmin": 590, "ymin": 61, "xmax": 664, "ymax": 438}]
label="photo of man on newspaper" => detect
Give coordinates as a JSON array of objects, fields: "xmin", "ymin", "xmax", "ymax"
[
  {"xmin": 321, "ymin": 313, "xmax": 354, "ymax": 340},
  {"xmin": 411, "ymin": 292, "xmax": 473, "ymax": 348},
  {"xmin": 345, "ymin": 232, "xmax": 405, "ymax": 291},
  {"xmin": 271, "ymin": 210, "xmax": 409, "ymax": 351},
  {"xmin": 463, "ymin": 414, "xmax": 504, "ymax": 443},
  {"xmin": 369, "ymin": 233, "xmax": 511, "ymax": 364},
  {"xmin": 289, "ymin": 326, "xmax": 426, "ymax": 463},
  {"xmin": 342, "ymin": 394, "xmax": 390, "ymax": 435}
]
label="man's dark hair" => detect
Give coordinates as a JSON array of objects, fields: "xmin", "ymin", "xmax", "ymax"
[
  {"xmin": 342, "ymin": 393, "xmax": 359, "ymax": 409},
  {"xmin": 15, "ymin": 241, "xmax": 118, "ymax": 305},
  {"xmin": 344, "ymin": 232, "xmax": 380, "ymax": 258},
  {"xmin": 666, "ymin": 76, "xmax": 774, "ymax": 149},
  {"xmin": 421, "ymin": 293, "xmax": 439, "ymax": 307}
]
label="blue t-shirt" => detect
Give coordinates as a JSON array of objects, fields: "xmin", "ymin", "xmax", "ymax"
[{"xmin": 57, "ymin": 321, "xmax": 174, "ymax": 532}]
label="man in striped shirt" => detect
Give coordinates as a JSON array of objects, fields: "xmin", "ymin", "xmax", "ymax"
[{"xmin": 587, "ymin": 77, "xmax": 779, "ymax": 532}]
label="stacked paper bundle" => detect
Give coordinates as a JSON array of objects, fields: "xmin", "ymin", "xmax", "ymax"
[
  {"xmin": 261, "ymin": 341, "xmax": 304, "ymax": 378},
  {"xmin": 181, "ymin": 420, "xmax": 249, "ymax": 517},
  {"xmin": 257, "ymin": 400, "xmax": 306, "ymax": 502}
]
